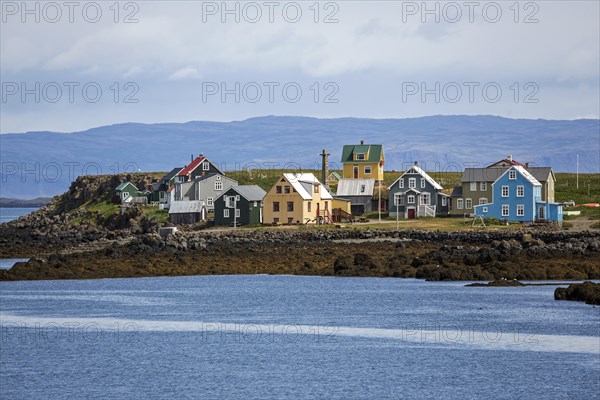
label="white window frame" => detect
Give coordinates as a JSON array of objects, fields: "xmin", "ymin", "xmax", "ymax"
[
  {"xmin": 356, "ymin": 153, "xmax": 365, "ymax": 160},
  {"xmin": 207, "ymin": 197, "xmax": 214, "ymax": 207},
  {"xmin": 502, "ymin": 205, "xmax": 509, "ymax": 217},
  {"xmin": 465, "ymin": 198, "xmax": 472, "ymax": 209},
  {"xmin": 420, "ymin": 193, "xmax": 431, "ymax": 205},
  {"xmin": 215, "ymin": 181, "xmax": 223, "ymax": 191},
  {"xmin": 441, "ymin": 197, "xmax": 447, "ymax": 206},
  {"xmin": 421, "ymin": 178, "xmax": 426, "ymax": 189},
  {"xmin": 457, "ymin": 199, "xmax": 464, "ymax": 209},
  {"xmin": 202, "ymin": 161, "xmax": 210, "ymax": 171},
  {"xmin": 364, "ymin": 166, "xmax": 372, "ymax": 174},
  {"xmin": 516, "ymin": 186, "xmax": 524, "ymax": 197},
  {"xmin": 480, "ymin": 182, "xmax": 487, "ymax": 191},
  {"xmin": 223, "ymin": 209, "xmax": 229, "ymax": 218},
  {"xmin": 479, "ymin": 198, "xmax": 488, "ymax": 205},
  {"xmin": 408, "ymin": 178, "xmax": 416, "ymax": 189},
  {"xmin": 509, "ymin": 170, "xmax": 517, "ymax": 180},
  {"xmin": 470, "ymin": 182, "xmax": 477, "ymax": 191},
  {"xmin": 516, "ymin": 204, "xmax": 525, "ymax": 216},
  {"xmin": 235, "ymin": 209, "xmax": 240, "ymax": 218},
  {"xmin": 482, "ymin": 207, "xmax": 488, "ymax": 213},
  {"xmin": 394, "ymin": 193, "xmax": 404, "ymax": 206},
  {"xmin": 399, "ymin": 179, "xmax": 404, "ymax": 189},
  {"xmin": 407, "ymin": 195, "xmax": 415, "ymax": 204},
  {"xmin": 502, "ymin": 186, "xmax": 509, "ymax": 197}
]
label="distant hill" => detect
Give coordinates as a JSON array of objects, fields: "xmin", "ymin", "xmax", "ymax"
[
  {"xmin": 0, "ymin": 197, "xmax": 52, "ymax": 208},
  {"xmin": 1, "ymin": 115, "xmax": 598, "ymax": 198}
]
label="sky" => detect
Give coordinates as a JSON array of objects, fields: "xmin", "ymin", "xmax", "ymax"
[{"xmin": 1, "ymin": 0, "xmax": 599, "ymax": 133}]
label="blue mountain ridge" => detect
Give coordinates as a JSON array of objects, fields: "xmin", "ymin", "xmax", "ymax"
[{"xmin": 1, "ymin": 115, "xmax": 598, "ymax": 198}]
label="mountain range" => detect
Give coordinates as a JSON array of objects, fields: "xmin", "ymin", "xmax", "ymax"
[{"xmin": 1, "ymin": 115, "xmax": 598, "ymax": 198}]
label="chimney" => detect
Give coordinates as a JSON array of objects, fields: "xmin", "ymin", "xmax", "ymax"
[
  {"xmin": 507, "ymin": 154, "xmax": 513, "ymax": 161},
  {"xmin": 525, "ymin": 162, "xmax": 529, "ymax": 169},
  {"xmin": 360, "ymin": 140, "xmax": 364, "ymax": 145},
  {"xmin": 320, "ymin": 149, "xmax": 330, "ymax": 185},
  {"xmin": 191, "ymin": 154, "xmax": 194, "ymax": 162},
  {"xmin": 414, "ymin": 161, "xmax": 418, "ymax": 166}
]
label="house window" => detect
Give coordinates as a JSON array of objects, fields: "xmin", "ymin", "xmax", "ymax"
[
  {"xmin": 287, "ymin": 217, "xmax": 294, "ymax": 224},
  {"xmin": 307, "ymin": 202, "xmax": 311, "ymax": 212},
  {"xmin": 207, "ymin": 197, "xmax": 214, "ymax": 207},
  {"xmin": 457, "ymin": 199, "xmax": 464, "ymax": 209},
  {"xmin": 215, "ymin": 181, "xmax": 223, "ymax": 191},
  {"xmin": 465, "ymin": 198, "xmax": 472, "ymax": 209},
  {"xmin": 420, "ymin": 193, "xmax": 431, "ymax": 205},
  {"xmin": 364, "ymin": 166, "xmax": 372, "ymax": 174},
  {"xmin": 517, "ymin": 186, "xmax": 524, "ymax": 197},
  {"xmin": 287, "ymin": 202, "xmax": 294, "ymax": 212},
  {"xmin": 509, "ymin": 170, "xmax": 517, "ymax": 180},
  {"xmin": 441, "ymin": 197, "xmax": 447, "ymax": 206},
  {"xmin": 235, "ymin": 209, "xmax": 240, "ymax": 218},
  {"xmin": 407, "ymin": 195, "xmax": 415, "ymax": 204},
  {"xmin": 276, "ymin": 186, "xmax": 282, "ymax": 194},
  {"xmin": 226, "ymin": 196, "xmax": 235, "ymax": 208},
  {"xmin": 479, "ymin": 198, "xmax": 487, "ymax": 205},
  {"xmin": 470, "ymin": 182, "xmax": 477, "ymax": 191},
  {"xmin": 360, "ymin": 185, "xmax": 366, "ymax": 193},
  {"xmin": 273, "ymin": 202, "xmax": 280, "ymax": 212},
  {"xmin": 253, "ymin": 201, "xmax": 257, "ymax": 207},
  {"xmin": 314, "ymin": 185, "xmax": 319, "ymax": 193},
  {"xmin": 399, "ymin": 180, "xmax": 404, "ymax": 189},
  {"xmin": 409, "ymin": 178, "xmax": 416, "ymax": 188},
  {"xmin": 202, "ymin": 162, "xmax": 209, "ymax": 171},
  {"xmin": 480, "ymin": 182, "xmax": 487, "ymax": 191},
  {"xmin": 223, "ymin": 209, "xmax": 229, "ymax": 218},
  {"xmin": 421, "ymin": 178, "xmax": 426, "ymax": 189},
  {"xmin": 394, "ymin": 193, "xmax": 404, "ymax": 206},
  {"xmin": 502, "ymin": 186, "xmax": 509, "ymax": 197},
  {"xmin": 273, "ymin": 218, "xmax": 279, "ymax": 224},
  {"xmin": 284, "ymin": 186, "xmax": 291, "ymax": 194},
  {"xmin": 482, "ymin": 207, "xmax": 488, "ymax": 213},
  {"xmin": 517, "ymin": 204, "xmax": 525, "ymax": 216},
  {"xmin": 356, "ymin": 153, "xmax": 365, "ymax": 160},
  {"xmin": 502, "ymin": 205, "xmax": 509, "ymax": 217}
]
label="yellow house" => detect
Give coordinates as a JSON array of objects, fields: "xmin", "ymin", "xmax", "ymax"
[
  {"xmin": 341, "ymin": 140, "xmax": 385, "ymax": 181},
  {"xmin": 263, "ymin": 173, "xmax": 333, "ymax": 225}
]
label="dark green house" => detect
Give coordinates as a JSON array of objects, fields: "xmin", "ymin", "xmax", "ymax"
[
  {"xmin": 214, "ymin": 185, "xmax": 266, "ymax": 226},
  {"xmin": 115, "ymin": 181, "xmax": 140, "ymax": 202}
]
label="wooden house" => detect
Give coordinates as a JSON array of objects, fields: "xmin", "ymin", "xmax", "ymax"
[
  {"xmin": 340, "ymin": 141, "xmax": 385, "ymax": 181},
  {"xmin": 157, "ymin": 167, "xmax": 184, "ymax": 209},
  {"xmin": 388, "ymin": 162, "xmax": 449, "ymax": 219},
  {"xmin": 115, "ymin": 181, "xmax": 140, "ymax": 203},
  {"xmin": 262, "ymin": 173, "xmax": 333, "ymax": 225},
  {"xmin": 214, "ymin": 185, "xmax": 266, "ymax": 226},
  {"xmin": 174, "ymin": 174, "xmax": 238, "ymax": 211},
  {"xmin": 474, "ymin": 165, "xmax": 563, "ymax": 223},
  {"xmin": 177, "ymin": 154, "xmax": 223, "ymax": 183},
  {"xmin": 335, "ymin": 178, "xmax": 375, "ymax": 216}
]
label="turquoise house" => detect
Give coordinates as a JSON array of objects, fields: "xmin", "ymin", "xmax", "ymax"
[{"xmin": 474, "ymin": 166, "xmax": 563, "ymax": 223}]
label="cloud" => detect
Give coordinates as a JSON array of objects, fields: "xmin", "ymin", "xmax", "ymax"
[{"xmin": 168, "ymin": 67, "xmax": 201, "ymax": 81}]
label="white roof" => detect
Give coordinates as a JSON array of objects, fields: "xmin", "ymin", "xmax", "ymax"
[
  {"xmin": 495, "ymin": 166, "xmax": 541, "ymax": 186},
  {"xmin": 169, "ymin": 200, "xmax": 204, "ymax": 214},
  {"xmin": 336, "ymin": 179, "xmax": 375, "ymax": 196},
  {"xmin": 282, "ymin": 173, "xmax": 333, "ymax": 200},
  {"xmin": 388, "ymin": 165, "xmax": 443, "ymax": 190}
]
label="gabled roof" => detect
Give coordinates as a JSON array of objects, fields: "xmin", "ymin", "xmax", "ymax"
[
  {"xmin": 494, "ymin": 166, "xmax": 541, "ymax": 187},
  {"xmin": 224, "ymin": 185, "xmax": 266, "ymax": 201},
  {"xmin": 116, "ymin": 181, "xmax": 138, "ymax": 191},
  {"xmin": 486, "ymin": 158, "xmax": 526, "ymax": 168},
  {"xmin": 169, "ymin": 201, "xmax": 205, "ymax": 214},
  {"xmin": 451, "ymin": 186, "xmax": 463, "ymax": 197},
  {"xmin": 388, "ymin": 165, "xmax": 443, "ymax": 190},
  {"xmin": 336, "ymin": 179, "xmax": 375, "ymax": 197},
  {"xmin": 341, "ymin": 143, "xmax": 384, "ymax": 164},
  {"xmin": 178, "ymin": 155, "xmax": 206, "ymax": 177},
  {"xmin": 328, "ymin": 171, "xmax": 342, "ymax": 180},
  {"xmin": 282, "ymin": 173, "xmax": 333, "ymax": 200},
  {"xmin": 162, "ymin": 167, "xmax": 184, "ymax": 182},
  {"xmin": 461, "ymin": 168, "xmax": 506, "ymax": 183},
  {"xmin": 528, "ymin": 167, "xmax": 554, "ymax": 183}
]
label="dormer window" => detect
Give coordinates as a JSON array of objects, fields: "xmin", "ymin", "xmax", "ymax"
[
  {"xmin": 356, "ymin": 153, "xmax": 365, "ymax": 160},
  {"xmin": 509, "ymin": 170, "xmax": 517, "ymax": 180},
  {"xmin": 314, "ymin": 185, "xmax": 319, "ymax": 193}
]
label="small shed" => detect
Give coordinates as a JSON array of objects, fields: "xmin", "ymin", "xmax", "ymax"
[
  {"xmin": 336, "ymin": 178, "xmax": 375, "ymax": 216},
  {"xmin": 169, "ymin": 201, "xmax": 207, "ymax": 224},
  {"xmin": 214, "ymin": 185, "xmax": 266, "ymax": 226}
]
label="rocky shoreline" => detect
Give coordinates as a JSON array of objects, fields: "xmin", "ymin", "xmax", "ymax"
[{"xmin": 1, "ymin": 174, "xmax": 599, "ymax": 282}]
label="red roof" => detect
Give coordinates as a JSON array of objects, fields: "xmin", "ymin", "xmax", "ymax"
[
  {"xmin": 487, "ymin": 158, "xmax": 526, "ymax": 168},
  {"xmin": 178, "ymin": 155, "xmax": 206, "ymax": 177},
  {"xmin": 167, "ymin": 184, "xmax": 175, "ymax": 193}
]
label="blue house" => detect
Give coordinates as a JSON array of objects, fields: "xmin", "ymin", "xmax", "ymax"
[{"xmin": 474, "ymin": 166, "xmax": 563, "ymax": 223}]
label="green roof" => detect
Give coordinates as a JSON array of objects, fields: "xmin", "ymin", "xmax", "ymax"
[
  {"xmin": 115, "ymin": 181, "xmax": 138, "ymax": 191},
  {"xmin": 341, "ymin": 144, "xmax": 384, "ymax": 163}
]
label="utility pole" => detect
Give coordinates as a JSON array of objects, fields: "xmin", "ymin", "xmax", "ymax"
[
  {"xmin": 378, "ymin": 181, "xmax": 381, "ymax": 223},
  {"xmin": 396, "ymin": 195, "xmax": 399, "ymax": 230},
  {"xmin": 233, "ymin": 196, "xmax": 237, "ymax": 229},
  {"xmin": 576, "ymin": 154, "xmax": 579, "ymax": 189}
]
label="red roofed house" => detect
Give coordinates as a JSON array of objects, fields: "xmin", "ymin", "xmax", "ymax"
[{"xmin": 177, "ymin": 154, "xmax": 224, "ymax": 183}]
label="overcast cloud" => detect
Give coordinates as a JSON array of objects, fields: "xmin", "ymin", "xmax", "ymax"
[{"xmin": 1, "ymin": 0, "xmax": 598, "ymax": 133}]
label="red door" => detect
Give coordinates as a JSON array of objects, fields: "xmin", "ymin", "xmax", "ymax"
[{"xmin": 407, "ymin": 209, "xmax": 416, "ymax": 219}]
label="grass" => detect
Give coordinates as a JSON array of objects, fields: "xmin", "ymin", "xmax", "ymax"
[{"xmin": 142, "ymin": 207, "xmax": 169, "ymax": 223}]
